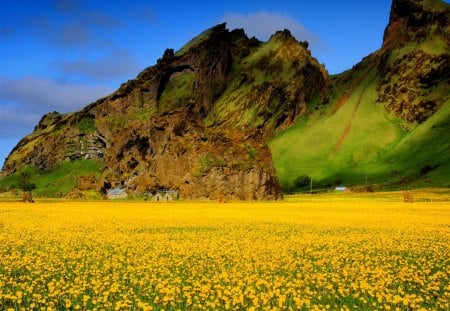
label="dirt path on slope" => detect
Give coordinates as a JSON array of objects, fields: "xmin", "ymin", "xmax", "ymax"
[
  {"xmin": 330, "ymin": 70, "xmax": 376, "ymax": 157},
  {"xmin": 332, "ymin": 70, "xmax": 372, "ymax": 115}
]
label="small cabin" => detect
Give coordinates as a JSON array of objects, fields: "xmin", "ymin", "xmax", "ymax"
[
  {"xmin": 335, "ymin": 186, "xmax": 348, "ymax": 192},
  {"xmin": 163, "ymin": 189, "xmax": 179, "ymax": 200},
  {"xmin": 162, "ymin": 193, "xmax": 173, "ymax": 202},
  {"xmin": 150, "ymin": 189, "xmax": 178, "ymax": 202},
  {"xmin": 152, "ymin": 193, "xmax": 163, "ymax": 202},
  {"xmin": 106, "ymin": 187, "xmax": 127, "ymax": 200}
]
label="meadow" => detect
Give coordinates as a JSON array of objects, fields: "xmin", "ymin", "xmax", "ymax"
[{"xmin": 0, "ymin": 200, "xmax": 449, "ymax": 310}]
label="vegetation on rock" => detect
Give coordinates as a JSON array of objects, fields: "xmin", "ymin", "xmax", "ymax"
[
  {"xmin": 1, "ymin": 0, "xmax": 449, "ymax": 197},
  {"xmin": 270, "ymin": 0, "xmax": 450, "ymax": 192}
]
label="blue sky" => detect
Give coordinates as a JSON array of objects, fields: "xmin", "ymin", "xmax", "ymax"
[{"xmin": 0, "ymin": 0, "xmax": 396, "ymax": 168}]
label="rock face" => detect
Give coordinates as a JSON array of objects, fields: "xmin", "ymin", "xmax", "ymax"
[
  {"xmin": 2, "ymin": 111, "xmax": 107, "ymax": 172},
  {"xmin": 377, "ymin": 0, "xmax": 450, "ymax": 124},
  {"xmin": 5, "ymin": 0, "xmax": 445, "ymax": 196},
  {"xmin": 206, "ymin": 29, "xmax": 327, "ymax": 138},
  {"xmin": 2, "ymin": 23, "xmax": 326, "ymax": 199},
  {"xmin": 101, "ymin": 108, "xmax": 281, "ymax": 200},
  {"xmin": 318, "ymin": 0, "xmax": 449, "ymax": 126},
  {"xmin": 383, "ymin": 0, "xmax": 449, "ymax": 48}
]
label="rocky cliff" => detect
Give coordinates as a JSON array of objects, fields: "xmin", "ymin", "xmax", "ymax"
[
  {"xmin": 1, "ymin": 24, "xmax": 326, "ymax": 199},
  {"xmin": 101, "ymin": 108, "xmax": 281, "ymax": 200},
  {"xmin": 317, "ymin": 0, "xmax": 449, "ymax": 125},
  {"xmin": 270, "ymin": 0, "xmax": 450, "ymax": 192},
  {"xmin": 377, "ymin": 0, "xmax": 450, "ymax": 124},
  {"xmin": 3, "ymin": 0, "xmax": 447, "ymax": 196}
]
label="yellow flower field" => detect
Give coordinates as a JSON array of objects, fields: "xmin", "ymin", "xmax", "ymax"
[{"xmin": 0, "ymin": 201, "xmax": 449, "ymax": 310}]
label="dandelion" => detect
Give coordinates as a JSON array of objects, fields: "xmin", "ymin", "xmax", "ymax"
[{"xmin": 0, "ymin": 201, "xmax": 448, "ymax": 310}]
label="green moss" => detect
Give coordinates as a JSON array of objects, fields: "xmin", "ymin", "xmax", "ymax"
[
  {"xmin": 244, "ymin": 144, "xmax": 258, "ymax": 160},
  {"xmin": 77, "ymin": 117, "xmax": 96, "ymax": 134},
  {"xmin": 207, "ymin": 35, "xmax": 319, "ymax": 133},
  {"xmin": 135, "ymin": 108, "xmax": 156, "ymax": 121},
  {"xmin": 105, "ymin": 115, "xmax": 128, "ymax": 131},
  {"xmin": 192, "ymin": 153, "xmax": 226, "ymax": 177},
  {"xmin": 418, "ymin": 37, "xmax": 448, "ymax": 55},
  {"xmin": 159, "ymin": 71, "xmax": 196, "ymax": 112}
]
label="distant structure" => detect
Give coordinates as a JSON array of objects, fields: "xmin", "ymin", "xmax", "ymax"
[
  {"xmin": 151, "ymin": 193, "xmax": 163, "ymax": 202},
  {"xmin": 106, "ymin": 187, "xmax": 128, "ymax": 200},
  {"xmin": 150, "ymin": 189, "xmax": 178, "ymax": 202},
  {"xmin": 218, "ymin": 193, "xmax": 226, "ymax": 203},
  {"xmin": 335, "ymin": 186, "xmax": 348, "ymax": 192},
  {"xmin": 22, "ymin": 191, "xmax": 34, "ymax": 203},
  {"xmin": 404, "ymin": 191, "xmax": 414, "ymax": 203},
  {"xmin": 162, "ymin": 193, "xmax": 174, "ymax": 202}
]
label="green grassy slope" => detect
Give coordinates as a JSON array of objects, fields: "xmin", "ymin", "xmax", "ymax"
[
  {"xmin": 270, "ymin": 67, "xmax": 450, "ymax": 192},
  {"xmin": 271, "ymin": 0, "xmax": 449, "ymax": 193},
  {"xmin": 382, "ymin": 98, "xmax": 450, "ymax": 186},
  {"xmin": 0, "ymin": 160, "xmax": 103, "ymax": 197}
]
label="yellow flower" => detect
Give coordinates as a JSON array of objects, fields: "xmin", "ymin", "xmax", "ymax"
[{"xmin": 0, "ymin": 200, "xmax": 448, "ymax": 310}]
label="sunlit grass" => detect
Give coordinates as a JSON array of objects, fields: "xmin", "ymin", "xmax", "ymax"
[{"xmin": 0, "ymin": 201, "xmax": 449, "ymax": 310}]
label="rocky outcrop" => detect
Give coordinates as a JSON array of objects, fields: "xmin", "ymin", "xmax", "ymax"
[
  {"xmin": 207, "ymin": 29, "xmax": 327, "ymax": 138},
  {"xmin": 100, "ymin": 108, "xmax": 281, "ymax": 200},
  {"xmin": 383, "ymin": 0, "xmax": 449, "ymax": 49},
  {"xmin": 2, "ymin": 112, "xmax": 107, "ymax": 174},
  {"xmin": 2, "ymin": 22, "xmax": 329, "ymax": 199},
  {"xmin": 376, "ymin": 50, "xmax": 449, "ymax": 124},
  {"xmin": 84, "ymin": 24, "xmax": 256, "ymax": 121},
  {"xmin": 313, "ymin": 0, "xmax": 449, "ymax": 129},
  {"xmin": 376, "ymin": 0, "xmax": 449, "ymax": 125}
]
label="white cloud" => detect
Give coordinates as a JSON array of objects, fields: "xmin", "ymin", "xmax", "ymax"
[
  {"xmin": 56, "ymin": 50, "xmax": 140, "ymax": 82},
  {"xmin": 0, "ymin": 76, "xmax": 113, "ymax": 112},
  {"xmin": 222, "ymin": 11, "xmax": 319, "ymax": 45},
  {"xmin": 0, "ymin": 76, "xmax": 113, "ymax": 138},
  {"xmin": 0, "ymin": 106, "xmax": 40, "ymax": 138}
]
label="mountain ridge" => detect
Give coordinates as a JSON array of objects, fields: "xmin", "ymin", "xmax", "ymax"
[
  {"xmin": 1, "ymin": 0, "xmax": 449, "ymax": 197},
  {"xmin": 1, "ymin": 23, "xmax": 326, "ymax": 199},
  {"xmin": 270, "ymin": 0, "xmax": 449, "ymax": 192}
]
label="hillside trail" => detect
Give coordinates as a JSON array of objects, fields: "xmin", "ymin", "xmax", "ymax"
[{"xmin": 330, "ymin": 66, "xmax": 377, "ymax": 157}]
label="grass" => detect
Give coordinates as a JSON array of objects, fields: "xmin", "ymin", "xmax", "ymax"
[
  {"xmin": 381, "ymin": 98, "xmax": 450, "ymax": 187},
  {"xmin": 270, "ymin": 51, "xmax": 450, "ymax": 192},
  {"xmin": 0, "ymin": 200, "xmax": 449, "ymax": 310},
  {"xmin": 159, "ymin": 71, "xmax": 196, "ymax": 113},
  {"xmin": 270, "ymin": 68, "xmax": 400, "ymax": 191},
  {"xmin": 0, "ymin": 160, "xmax": 103, "ymax": 198},
  {"xmin": 207, "ymin": 33, "xmax": 318, "ymax": 132},
  {"xmin": 76, "ymin": 117, "xmax": 96, "ymax": 134}
]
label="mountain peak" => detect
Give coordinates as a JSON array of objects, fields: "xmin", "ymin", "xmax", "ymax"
[
  {"xmin": 175, "ymin": 23, "xmax": 231, "ymax": 56},
  {"xmin": 2, "ymin": 0, "xmax": 449, "ymax": 197},
  {"xmin": 383, "ymin": 0, "xmax": 450, "ymax": 48},
  {"xmin": 267, "ymin": 29, "xmax": 310, "ymax": 53},
  {"xmin": 270, "ymin": 29, "xmax": 294, "ymax": 40}
]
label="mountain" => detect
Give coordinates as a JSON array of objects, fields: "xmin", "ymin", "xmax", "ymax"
[
  {"xmin": 270, "ymin": 0, "xmax": 450, "ymax": 192},
  {"xmin": 0, "ymin": 24, "xmax": 326, "ymax": 199},
  {"xmin": 1, "ymin": 0, "xmax": 448, "ymax": 198}
]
